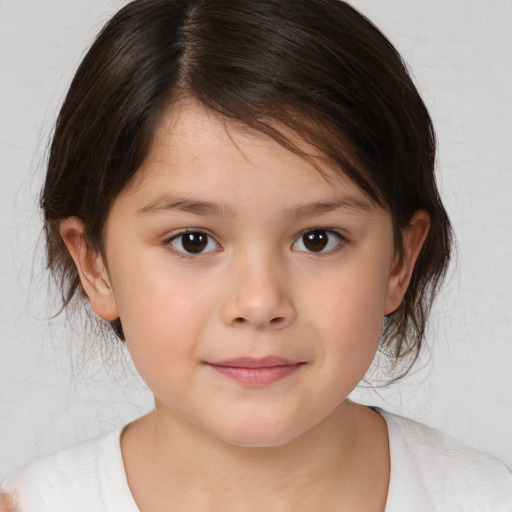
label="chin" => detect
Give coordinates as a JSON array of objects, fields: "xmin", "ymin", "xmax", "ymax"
[
  {"xmin": 220, "ymin": 432, "xmax": 301, "ymax": 449},
  {"xmin": 208, "ymin": 416, "xmax": 310, "ymax": 449}
]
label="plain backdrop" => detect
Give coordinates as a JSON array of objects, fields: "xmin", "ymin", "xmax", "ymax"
[{"xmin": 1, "ymin": 0, "xmax": 511, "ymax": 478}]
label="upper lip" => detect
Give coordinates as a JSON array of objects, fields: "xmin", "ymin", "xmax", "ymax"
[{"xmin": 207, "ymin": 357, "xmax": 303, "ymax": 368}]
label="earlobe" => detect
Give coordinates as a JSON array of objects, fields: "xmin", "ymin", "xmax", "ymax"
[
  {"xmin": 59, "ymin": 217, "xmax": 119, "ymax": 321},
  {"xmin": 384, "ymin": 211, "xmax": 430, "ymax": 314}
]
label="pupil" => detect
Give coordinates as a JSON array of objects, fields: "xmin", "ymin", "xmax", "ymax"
[
  {"xmin": 304, "ymin": 230, "xmax": 328, "ymax": 252},
  {"xmin": 182, "ymin": 233, "xmax": 207, "ymax": 253}
]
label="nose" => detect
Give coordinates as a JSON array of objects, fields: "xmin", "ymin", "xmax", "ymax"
[{"xmin": 220, "ymin": 254, "xmax": 296, "ymax": 330}]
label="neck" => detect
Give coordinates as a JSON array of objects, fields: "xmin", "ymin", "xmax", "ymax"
[{"xmin": 121, "ymin": 401, "xmax": 388, "ymax": 511}]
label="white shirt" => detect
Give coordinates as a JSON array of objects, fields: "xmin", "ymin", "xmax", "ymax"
[
  {"xmin": 2, "ymin": 410, "xmax": 511, "ymax": 511},
  {"xmin": 380, "ymin": 410, "xmax": 512, "ymax": 511}
]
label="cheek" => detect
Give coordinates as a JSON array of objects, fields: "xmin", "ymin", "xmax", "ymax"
[
  {"xmin": 310, "ymin": 263, "xmax": 389, "ymax": 337},
  {"xmin": 306, "ymin": 260, "xmax": 390, "ymax": 377},
  {"xmin": 108, "ymin": 260, "xmax": 214, "ymax": 382}
]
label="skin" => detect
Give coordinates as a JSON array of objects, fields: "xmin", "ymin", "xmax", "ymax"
[
  {"xmin": 61, "ymin": 100, "xmax": 429, "ymax": 511},
  {"xmin": 0, "ymin": 493, "xmax": 17, "ymax": 512}
]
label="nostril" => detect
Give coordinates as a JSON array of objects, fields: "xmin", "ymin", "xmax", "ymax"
[{"xmin": 230, "ymin": 316, "xmax": 287, "ymax": 328}]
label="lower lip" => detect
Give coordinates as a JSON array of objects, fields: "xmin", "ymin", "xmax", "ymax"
[{"xmin": 208, "ymin": 364, "xmax": 303, "ymax": 386}]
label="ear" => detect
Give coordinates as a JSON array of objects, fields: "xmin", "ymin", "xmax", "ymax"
[
  {"xmin": 384, "ymin": 210, "xmax": 430, "ymax": 314},
  {"xmin": 59, "ymin": 217, "xmax": 119, "ymax": 321}
]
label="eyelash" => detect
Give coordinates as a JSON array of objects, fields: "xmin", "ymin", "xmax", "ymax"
[{"xmin": 164, "ymin": 228, "xmax": 346, "ymax": 257}]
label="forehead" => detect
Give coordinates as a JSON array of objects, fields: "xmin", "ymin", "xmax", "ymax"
[{"xmin": 128, "ymin": 99, "xmax": 376, "ymax": 206}]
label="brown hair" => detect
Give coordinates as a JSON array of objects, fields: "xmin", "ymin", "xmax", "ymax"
[{"xmin": 42, "ymin": 0, "xmax": 452, "ymax": 373}]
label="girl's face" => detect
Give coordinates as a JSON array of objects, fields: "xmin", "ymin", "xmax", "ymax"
[{"xmin": 69, "ymin": 100, "xmax": 424, "ymax": 447}]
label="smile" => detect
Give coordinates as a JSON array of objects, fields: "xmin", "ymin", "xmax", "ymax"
[{"xmin": 206, "ymin": 357, "xmax": 305, "ymax": 386}]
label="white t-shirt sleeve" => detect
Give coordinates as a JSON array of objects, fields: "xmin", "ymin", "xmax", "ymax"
[
  {"xmin": 0, "ymin": 430, "xmax": 139, "ymax": 512},
  {"xmin": 381, "ymin": 410, "xmax": 512, "ymax": 512}
]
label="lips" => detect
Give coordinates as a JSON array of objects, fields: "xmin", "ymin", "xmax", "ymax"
[{"xmin": 206, "ymin": 357, "xmax": 305, "ymax": 386}]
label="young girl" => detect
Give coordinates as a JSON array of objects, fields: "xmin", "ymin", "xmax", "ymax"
[{"xmin": 1, "ymin": 0, "xmax": 511, "ymax": 510}]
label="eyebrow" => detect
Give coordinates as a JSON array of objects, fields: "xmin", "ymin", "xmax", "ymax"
[
  {"xmin": 137, "ymin": 197, "xmax": 236, "ymax": 217},
  {"xmin": 289, "ymin": 197, "xmax": 374, "ymax": 217},
  {"xmin": 136, "ymin": 195, "xmax": 373, "ymax": 218}
]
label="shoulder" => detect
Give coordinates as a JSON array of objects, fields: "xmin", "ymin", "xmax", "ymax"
[
  {"xmin": 0, "ymin": 429, "xmax": 136, "ymax": 512},
  {"xmin": 379, "ymin": 409, "xmax": 512, "ymax": 512}
]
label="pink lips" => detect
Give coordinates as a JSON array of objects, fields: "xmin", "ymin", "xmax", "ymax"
[{"xmin": 207, "ymin": 357, "xmax": 304, "ymax": 386}]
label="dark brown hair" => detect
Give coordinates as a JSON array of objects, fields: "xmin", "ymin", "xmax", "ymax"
[{"xmin": 42, "ymin": 0, "xmax": 452, "ymax": 373}]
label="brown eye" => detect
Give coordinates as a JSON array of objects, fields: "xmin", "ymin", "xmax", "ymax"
[
  {"xmin": 304, "ymin": 230, "xmax": 328, "ymax": 251},
  {"xmin": 293, "ymin": 229, "xmax": 343, "ymax": 253},
  {"xmin": 170, "ymin": 231, "xmax": 218, "ymax": 254}
]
